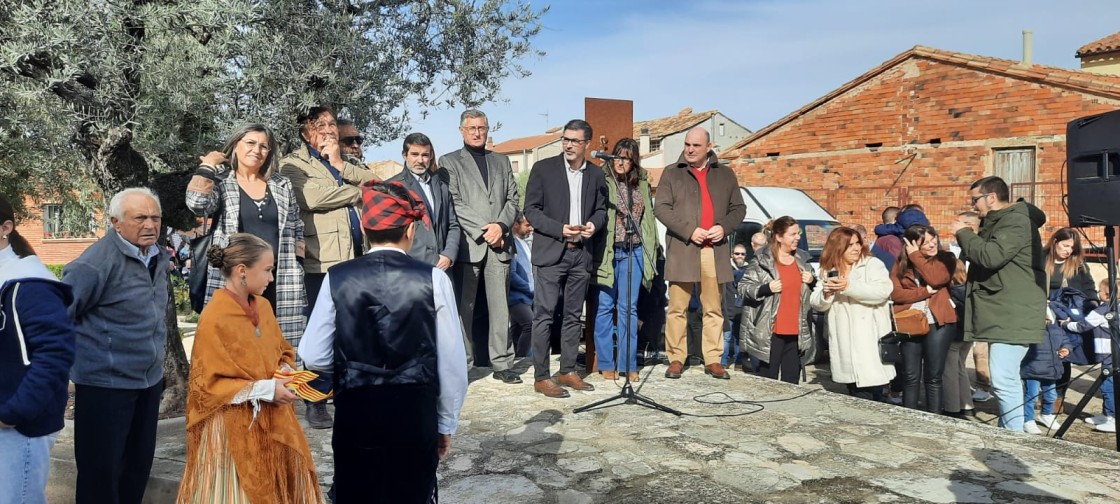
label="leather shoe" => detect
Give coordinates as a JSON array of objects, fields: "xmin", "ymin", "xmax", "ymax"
[
  {"xmin": 601, "ymin": 370, "xmax": 618, "ymax": 380},
  {"xmin": 305, "ymin": 401, "xmax": 333, "ymax": 429},
  {"xmin": 493, "ymin": 370, "xmax": 523, "ymax": 384},
  {"xmin": 534, "ymin": 379, "xmax": 570, "ymax": 398},
  {"xmin": 664, "ymin": 360, "xmax": 684, "ymax": 379},
  {"xmin": 705, "ymin": 364, "xmax": 730, "ymax": 380},
  {"xmin": 557, "ymin": 371, "xmax": 595, "ymax": 391}
]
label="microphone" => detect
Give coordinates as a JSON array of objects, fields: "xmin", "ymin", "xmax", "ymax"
[{"xmin": 591, "ymin": 150, "xmax": 621, "ymax": 161}]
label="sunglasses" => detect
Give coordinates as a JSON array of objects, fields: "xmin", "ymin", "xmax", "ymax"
[{"xmin": 341, "ymin": 136, "xmax": 363, "ymax": 146}]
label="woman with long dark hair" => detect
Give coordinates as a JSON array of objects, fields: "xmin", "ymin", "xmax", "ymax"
[
  {"xmin": 891, "ymin": 224, "xmax": 957, "ymax": 413},
  {"xmin": 1041, "ymin": 227, "xmax": 1098, "ymax": 424},
  {"xmin": 185, "ymin": 124, "xmax": 307, "ymax": 350},
  {"xmin": 810, "ymin": 227, "xmax": 895, "ymax": 400},
  {"xmin": 0, "ymin": 195, "xmax": 75, "ymax": 503},
  {"xmin": 740, "ymin": 216, "xmax": 816, "ymax": 384},
  {"xmin": 592, "ymin": 138, "xmax": 659, "ymax": 381}
]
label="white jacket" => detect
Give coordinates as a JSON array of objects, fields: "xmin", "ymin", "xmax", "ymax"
[{"xmin": 810, "ymin": 256, "xmax": 896, "ymax": 388}]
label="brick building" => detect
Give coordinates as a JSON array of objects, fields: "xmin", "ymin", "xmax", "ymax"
[
  {"xmin": 721, "ymin": 44, "xmax": 1120, "ymax": 244},
  {"xmin": 18, "ymin": 197, "xmax": 102, "ymax": 266}
]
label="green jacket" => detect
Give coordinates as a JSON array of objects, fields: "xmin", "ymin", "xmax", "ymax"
[
  {"xmin": 593, "ymin": 167, "xmax": 659, "ymax": 289},
  {"xmin": 957, "ymin": 201, "xmax": 1047, "ymax": 345}
]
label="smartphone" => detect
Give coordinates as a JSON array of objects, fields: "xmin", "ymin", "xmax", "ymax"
[{"xmin": 827, "ymin": 270, "xmax": 840, "ymax": 279}]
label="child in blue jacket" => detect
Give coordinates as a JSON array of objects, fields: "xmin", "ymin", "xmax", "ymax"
[{"xmin": 1062, "ymin": 278, "xmax": 1117, "ymax": 433}]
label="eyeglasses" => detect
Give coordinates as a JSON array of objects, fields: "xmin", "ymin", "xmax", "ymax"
[
  {"xmin": 341, "ymin": 136, "xmax": 363, "ymax": 146},
  {"xmin": 561, "ymin": 137, "xmax": 589, "ymax": 145},
  {"xmin": 313, "ymin": 119, "xmax": 337, "ymax": 131},
  {"xmin": 969, "ymin": 193, "xmax": 991, "ymax": 205},
  {"xmin": 461, "ymin": 126, "xmax": 489, "ymax": 134},
  {"xmin": 732, "ymin": 252, "xmax": 747, "ymax": 256},
  {"xmin": 615, "ymin": 157, "xmax": 633, "ymax": 163}
]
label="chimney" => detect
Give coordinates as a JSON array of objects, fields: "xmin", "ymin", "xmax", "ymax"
[
  {"xmin": 1021, "ymin": 29, "xmax": 1033, "ymax": 66},
  {"xmin": 486, "ymin": 137, "xmax": 494, "ymax": 150},
  {"xmin": 639, "ymin": 127, "xmax": 650, "ymax": 155}
]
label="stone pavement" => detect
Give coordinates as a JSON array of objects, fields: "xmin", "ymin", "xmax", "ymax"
[{"xmin": 47, "ymin": 353, "xmax": 1120, "ymax": 503}]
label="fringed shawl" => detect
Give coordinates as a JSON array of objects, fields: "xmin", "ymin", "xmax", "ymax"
[{"xmin": 177, "ymin": 289, "xmax": 322, "ymax": 504}]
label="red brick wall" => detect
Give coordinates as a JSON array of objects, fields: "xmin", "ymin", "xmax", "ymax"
[
  {"xmin": 727, "ymin": 58, "xmax": 1120, "ymax": 242},
  {"xmin": 18, "ymin": 198, "xmax": 103, "ymax": 267}
]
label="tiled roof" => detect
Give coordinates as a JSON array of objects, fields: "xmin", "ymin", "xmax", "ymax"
[
  {"xmin": 491, "ymin": 133, "xmax": 561, "ymax": 153},
  {"xmin": 366, "ymin": 160, "xmax": 403, "ymax": 179},
  {"xmin": 722, "ymin": 45, "xmax": 1120, "ymax": 158},
  {"xmin": 633, "ymin": 107, "xmax": 717, "ymax": 140},
  {"xmin": 1077, "ymin": 33, "xmax": 1120, "ymax": 57}
]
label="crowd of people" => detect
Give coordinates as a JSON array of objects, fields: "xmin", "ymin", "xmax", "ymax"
[{"xmin": 1, "ymin": 101, "xmax": 1117, "ymax": 503}]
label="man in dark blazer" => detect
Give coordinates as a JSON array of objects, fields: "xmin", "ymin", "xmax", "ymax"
[
  {"xmin": 389, "ymin": 132, "xmax": 460, "ymax": 270},
  {"xmin": 523, "ymin": 119, "xmax": 607, "ymax": 398},
  {"xmin": 439, "ymin": 110, "xmax": 522, "ymax": 385}
]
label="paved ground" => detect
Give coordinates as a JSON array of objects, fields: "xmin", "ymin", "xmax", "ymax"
[{"xmin": 47, "ymin": 351, "xmax": 1120, "ymax": 504}]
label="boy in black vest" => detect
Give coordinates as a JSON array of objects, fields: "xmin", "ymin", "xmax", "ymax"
[{"xmin": 299, "ymin": 180, "xmax": 468, "ymax": 503}]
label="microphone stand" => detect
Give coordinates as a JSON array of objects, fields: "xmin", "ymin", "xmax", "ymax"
[{"xmin": 575, "ymin": 168, "xmax": 681, "ymax": 416}]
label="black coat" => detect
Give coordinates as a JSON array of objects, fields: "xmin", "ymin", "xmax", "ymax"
[{"xmin": 523, "ymin": 155, "xmax": 607, "ymax": 268}]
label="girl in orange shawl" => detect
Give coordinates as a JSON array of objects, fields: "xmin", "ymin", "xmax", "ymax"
[{"xmin": 176, "ymin": 233, "xmax": 323, "ymax": 503}]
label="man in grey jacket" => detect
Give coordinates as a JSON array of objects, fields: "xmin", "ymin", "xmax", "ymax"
[
  {"xmin": 389, "ymin": 132, "xmax": 460, "ymax": 270},
  {"xmin": 63, "ymin": 188, "xmax": 169, "ymax": 504},
  {"xmin": 439, "ymin": 109, "xmax": 521, "ymax": 384}
]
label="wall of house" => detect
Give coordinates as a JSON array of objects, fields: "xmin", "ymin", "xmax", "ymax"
[
  {"xmin": 507, "ymin": 142, "xmax": 562, "ymax": 174},
  {"xmin": 1080, "ymin": 52, "xmax": 1120, "ymax": 76},
  {"xmin": 725, "ymin": 58, "xmax": 1120, "ymax": 241},
  {"xmin": 656, "ymin": 113, "xmax": 751, "ymax": 166},
  {"xmin": 17, "ymin": 202, "xmax": 102, "ymax": 266}
]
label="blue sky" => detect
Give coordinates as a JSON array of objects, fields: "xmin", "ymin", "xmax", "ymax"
[{"xmin": 363, "ymin": 0, "xmax": 1119, "ymax": 163}]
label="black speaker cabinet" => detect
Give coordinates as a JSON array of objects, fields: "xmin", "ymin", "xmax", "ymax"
[{"xmin": 1068, "ymin": 110, "xmax": 1120, "ymax": 226}]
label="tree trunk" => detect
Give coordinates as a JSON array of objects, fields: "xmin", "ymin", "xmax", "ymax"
[{"xmin": 160, "ymin": 279, "xmax": 190, "ymax": 416}]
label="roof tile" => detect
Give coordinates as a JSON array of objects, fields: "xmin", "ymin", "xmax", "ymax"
[{"xmin": 1078, "ymin": 33, "xmax": 1120, "ymax": 57}]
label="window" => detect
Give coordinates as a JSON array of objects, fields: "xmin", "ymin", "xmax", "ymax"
[
  {"xmin": 511, "ymin": 160, "xmax": 519, "ymax": 173},
  {"xmin": 649, "ymin": 139, "xmax": 662, "ymax": 152},
  {"xmin": 994, "ymin": 148, "xmax": 1036, "ymax": 202},
  {"xmin": 42, "ymin": 204, "xmax": 63, "ymax": 238}
]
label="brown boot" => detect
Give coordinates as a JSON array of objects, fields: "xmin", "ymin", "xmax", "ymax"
[
  {"xmin": 664, "ymin": 360, "xmax": 684, "ymax": 379},
  {"xmin": 705, "ymin": 363, "xmax": 730, "ymax": 380},
  {"xmin": 534, "ymin": 379, "xmax": 570, "ymax": 398},
  {"xmin": 557, "ymin": 371, "xmax": 595, "ymax": 391}
]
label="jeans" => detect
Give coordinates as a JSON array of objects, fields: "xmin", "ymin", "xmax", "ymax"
[
  {"xmin": 1023, "ymin": 379, "xmax": 1057, "ymax": 422},
  {"xmin": 1097, "ymin": 353, "xmax": 1116, "ymax": 417},
  {"xmin": 900, "ymin": 322, "xmax": 954, "ymax": 413},
  {"xmin": 989, "ymin": 343, "xmax": 1030, "ymax": 431},
  {"xmin": 721, "ymin": 328, "xmax": 741, "ymax": 367},
  {"xmin": 0, "ymin": 429, "xmax": 58, "ymax": 504},
  {"xmin": 594, "ymin": 245, "xmax": 643, "ymax": 373}
]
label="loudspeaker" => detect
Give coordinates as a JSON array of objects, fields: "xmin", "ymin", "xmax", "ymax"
[{"xmin": 1068, "ymin": 110, "xmax": 1120, "ymax": 226}]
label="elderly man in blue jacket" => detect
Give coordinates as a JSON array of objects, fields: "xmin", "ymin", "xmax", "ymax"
[{"xmin": 63, "ymin": 188, "xmax": 169, "ymax": 504}]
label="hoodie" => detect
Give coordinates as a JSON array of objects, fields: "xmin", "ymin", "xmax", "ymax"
[{"xmin": 0, "ymin": 246, "xmax": 76, "ymax": 437}]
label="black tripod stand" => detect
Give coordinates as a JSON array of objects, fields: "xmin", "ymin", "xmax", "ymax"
[
  {"xmin": 575, "ymin": 169, "xmax": 681, "ymax": 416},
  {"xmin": 1053, "ymin": 225, "xmax": 1120, "ymax": 451}
]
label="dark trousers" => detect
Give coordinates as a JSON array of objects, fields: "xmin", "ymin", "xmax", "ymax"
[
  {"xmin": 510, "ymin": 302, "xmax": 534, "ymax": 357},
  {"xmin": 760, "ymin": 334, "xmax": 800, "ymax": 384},
  {"xmin": 532, "ymin": 246, "xmax": 591, "ymax": 381},
  {"xmin": 901, "ymin": 322, "xmax": 955, "ymax": 413},
  {"xmin": 74, "ymin": 381, "xmax": 163, "ymax": 504},
  {"xmin": 333, "ymin": 385, "xmax": 438, "ymax": 504}
]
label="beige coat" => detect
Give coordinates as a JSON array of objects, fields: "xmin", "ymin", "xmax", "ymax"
[
  {"xmin": 810, "ymin": 256, "xmax": 896, "ymax": 388},
  {"xmin": 279, "ymin": 144, "xmax": 376, "ymax": 274}
]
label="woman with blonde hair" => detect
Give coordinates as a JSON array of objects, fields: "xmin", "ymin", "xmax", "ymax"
[
  {"xmin": 810, "ymin": 226, "xmax": 895, "ymax": 400},
  {"xmin": 740, "ymin": 216, "xmax": 816, "ymax": 384},
  {"xmin": 176, "ymin": 233, "xmax": 323, "ymax": 503}
]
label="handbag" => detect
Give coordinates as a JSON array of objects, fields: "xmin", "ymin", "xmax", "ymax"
[
  {"xmin": 188, "ymin": 197, "xmax": 224, "ymax": 314},
  {"xmin": 879, "ymin": 303, "xmax": 910, "ymax": 364},
  {"xmin": 893, "ymin": 308, "xmax": 931, "ymax": 336}
]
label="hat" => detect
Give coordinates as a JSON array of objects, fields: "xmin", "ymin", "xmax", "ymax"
[{"xmin": 359, "ymin": 180, "xmax": 430, "ymax": 231}]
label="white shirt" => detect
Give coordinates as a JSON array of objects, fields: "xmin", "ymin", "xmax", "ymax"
[
  {"xmin": 565, "ymin": 158, "xmax": 586, "ymax": 240},
  {"xmin": 410, "ymin": 170, "xmax": 435, "ymax": 214},
  {"xmin": 298, "ymin": 247, "xmax": 468, "ymax": 434}
]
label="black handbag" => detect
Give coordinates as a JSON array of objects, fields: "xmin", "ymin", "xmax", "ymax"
[
  {"xmin": 878, "ymin": 304, "xmax": 909, "ymax": 365},
  {"xmin": 188, "ymin": 199, "xmax": 223, "ymax": 314}
]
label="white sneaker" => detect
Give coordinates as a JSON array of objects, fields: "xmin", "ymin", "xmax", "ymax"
[
  {"xmin": 1094, "ymin": 417, "xmax": 1116, "ymax": 433},
  {"xmin": 972, "ymin": 389, "xmax": 993, "ymax": 402},
  {"xmin": 1037, "ymin": 414, "xmax": 1059, "ymax": 430},
  {"xmin": 1084, "ymin": 414, "xmax": 1111, "ymax": 425},
  {"xmin": 1023, "ymin": 422, "xmax": 1042, "ymax": 435}
]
